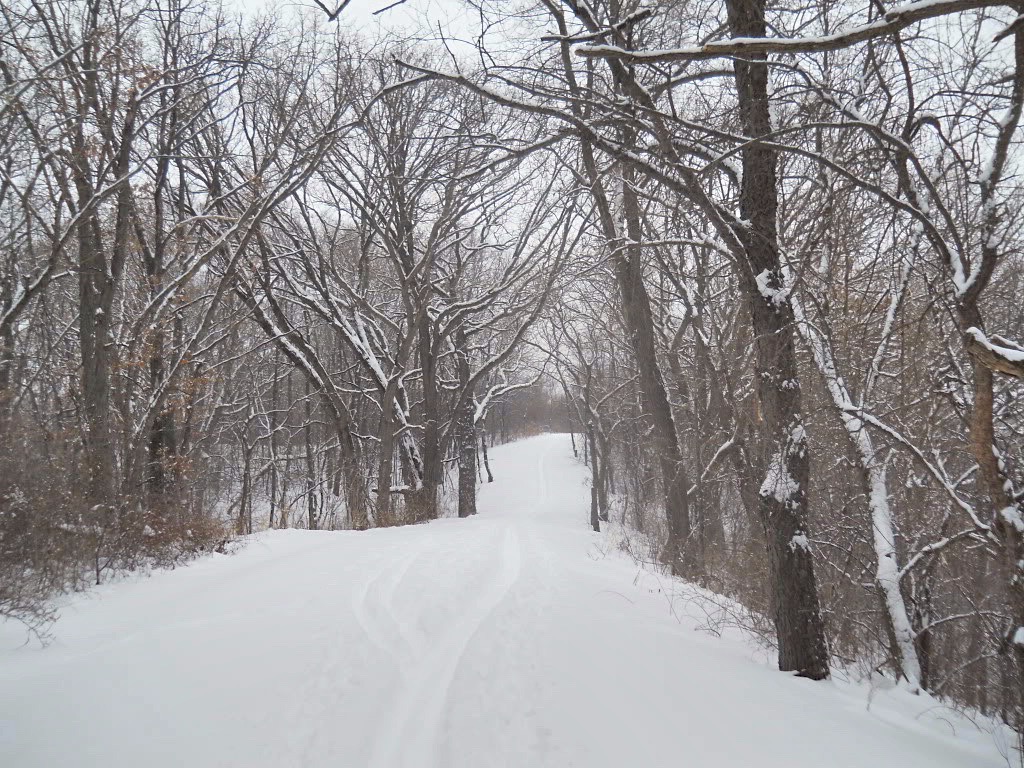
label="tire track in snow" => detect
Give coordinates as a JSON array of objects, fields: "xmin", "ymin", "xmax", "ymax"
[
  {"xmin": 368, "ymin": 525, "xmax": 522, "ymax": 768},
  {"xmin": 379, "ymin": 539, "xmax": 429, "ymax": 660},
  {"xmin": 351, "ymin": 542, "xmax": 425, "ymax": 663},
  {"xmin": 289, "ymin": 538, "xmax": 434, "ymax": 766}
]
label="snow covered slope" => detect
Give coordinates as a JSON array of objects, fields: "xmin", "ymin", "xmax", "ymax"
[{"xmin": 0, "ymin": 434, "xmax": 1005, "ymax": 767}]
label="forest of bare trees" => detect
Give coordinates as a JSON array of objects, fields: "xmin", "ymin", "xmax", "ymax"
[{"xmin": 2, "ymin": 0, "xmax": 1023, "ymax": 749}]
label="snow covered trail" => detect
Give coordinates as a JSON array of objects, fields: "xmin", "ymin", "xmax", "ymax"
[{"xmin": 0, "ymin": 434, "xmax": 1005, "ymax": 767}]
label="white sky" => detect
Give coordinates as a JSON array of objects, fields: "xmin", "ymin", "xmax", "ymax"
[{"xmin": 231, "ymin": 0, "xmax": 479, "ymax": 43}]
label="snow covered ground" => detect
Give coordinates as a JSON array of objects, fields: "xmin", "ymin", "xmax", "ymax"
[{"xmin": 0, "ymin": 434, "xmax": 1008, "ymax": 767}]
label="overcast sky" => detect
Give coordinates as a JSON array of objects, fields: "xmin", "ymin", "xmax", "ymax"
[{"xmin": 231, "ymin": 0, "xmax": 478, "ymax": 41}]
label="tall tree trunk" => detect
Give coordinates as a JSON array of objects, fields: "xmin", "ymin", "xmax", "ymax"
[
  {"xmin": 964, "ymin": 314, "xmax": 1024, "ymax": 726},
  {"xmin": 618, "ymin": 165, "xmax": 694, "ymax": 576},
  {"xmin": 456, "ymin": 326, "xmax": 477, "ymax": 518},
  {"xmin": 376, "ymin": 407, "xmax": 395, "ymax": 527},
  {"xmin": 305, "ymin": 380, "xmax": 318, "ymax": 531},
  {"xmin": 0, "ymin": 324, "xmax": 14, "ymax": 426},
  {"xmin": 145, "ymin": 84, "xmax": 178, "ymax": 498},
  {"xmin": 238, "ymin": 442, "xmax": 253, "ymax": 536},
  {"xmin": 77, "ymin": 210, "xmax": 116, "ymax": 507},
  {"xmin": 727, "ymin": 0, "xmax": 830, "ymax": 679},
  {"xmin": 544, "ymin": 9, "xmax": 693, "ymax": 575},
  {"xmin": 415, "ymin": 308, "xmax": 441, "ymax": 522},
  {"xmin": 269, "ymin": 359, "xmax": 280, "ymax": 529}
]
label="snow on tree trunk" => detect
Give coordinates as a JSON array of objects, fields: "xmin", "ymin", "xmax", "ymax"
[
  {"xmin": 728, "ymin": 0, "xmax": 829, "ymax": 679},
  {"xmin": 793, "ymin": 298, "xmax": 922, "ymax": 690}
]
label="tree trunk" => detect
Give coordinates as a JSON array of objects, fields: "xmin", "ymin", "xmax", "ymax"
[
  {"xmin": 77, "ymin": 210, "xmax": 117, "ymax": 507},
  {"xmin": 456, "ymin": 325, "xmax": 478, "ymax": 518},
  {"xmin": 481, "ymin": 431, "xmax": 494, "ymax": 483},
  {"xmin": 376, "ymin": 409, "xmax": 395, "ymax": 527},
  {"xmin": 544, "ymin": 16, "xmax": 694, "ymax": 575},
  {"xmin": 793, "ymin": 299, "xmax": 921, "ymax": 688},
  {"xmin": 304, "ymin": 381, "xmax": 319, "ymax": 531},
  {"xmin": 727, "ymin": 0, "xmax": 829, "ymax": 679},
  {"xmin": 269, "ymin": 362, "xmax": 280, "ymax": 529},
  {"xmin": 414, "ymin": 309, "xmax": 441, "ymax": 522},
  {"xmin": 964, "ymin": 325, "xmax": 1024, "ymax": 727},
  {"xmin": 0, "ymin": 324, "xmax": 14, "ymax": 423},
  {"xmin": 238, "ymin": 443, "xmax": 253, "ymax": 536},
  {"xmin": 618, "ymin": 165, "xmax": 694, "ymax": 576}
]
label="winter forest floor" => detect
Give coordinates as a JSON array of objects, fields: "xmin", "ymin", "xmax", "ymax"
[{"xmin": 0, "ymin": 434, "xmax": 1010, "ymax": 767}]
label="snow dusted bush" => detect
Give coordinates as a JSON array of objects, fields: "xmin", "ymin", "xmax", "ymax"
[{"xmin": 0, "ymin": 421, "xmax": 229, "ymax": 632}]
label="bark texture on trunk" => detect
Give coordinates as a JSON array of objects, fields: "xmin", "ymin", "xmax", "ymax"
[
  {"xmin": 727, "ymin": 0, "xmax": 830, "ymax": 679},
  {"xmin": 456, "ymin": 325, "xmax": 478, "ymax": 518},
  {"xmin": 963, "ymin": 308, "xmax": 1024, "ymax": 727},
  {"xmin": 77, "ymin": 214, "xmax": 116, "ymax": 506},
  {"xmin": 956, "ymin": 28, "xmax": 1024, "ymax": 721},
  {"xmin": 375, "ymin": 405, "xmax": 395, "ymax": 527}
]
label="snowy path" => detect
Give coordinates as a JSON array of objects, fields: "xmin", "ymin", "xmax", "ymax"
[{"xmin": 0, "ymin": 434, "xmax": 1004, "ymax": 767}]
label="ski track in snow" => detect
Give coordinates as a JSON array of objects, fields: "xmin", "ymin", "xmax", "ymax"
[
  {"xmin": 369, "ymin": 525, "xmax": 521, "ymax": 768},
  {"xmin": 0, "ymin": 434, "xmax": 1009, "ymax": 768}
]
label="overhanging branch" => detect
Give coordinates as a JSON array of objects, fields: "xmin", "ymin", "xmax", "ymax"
[{"xmin": 576, "ymin": 0, "xmax": 1013, "ymax": 62}]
